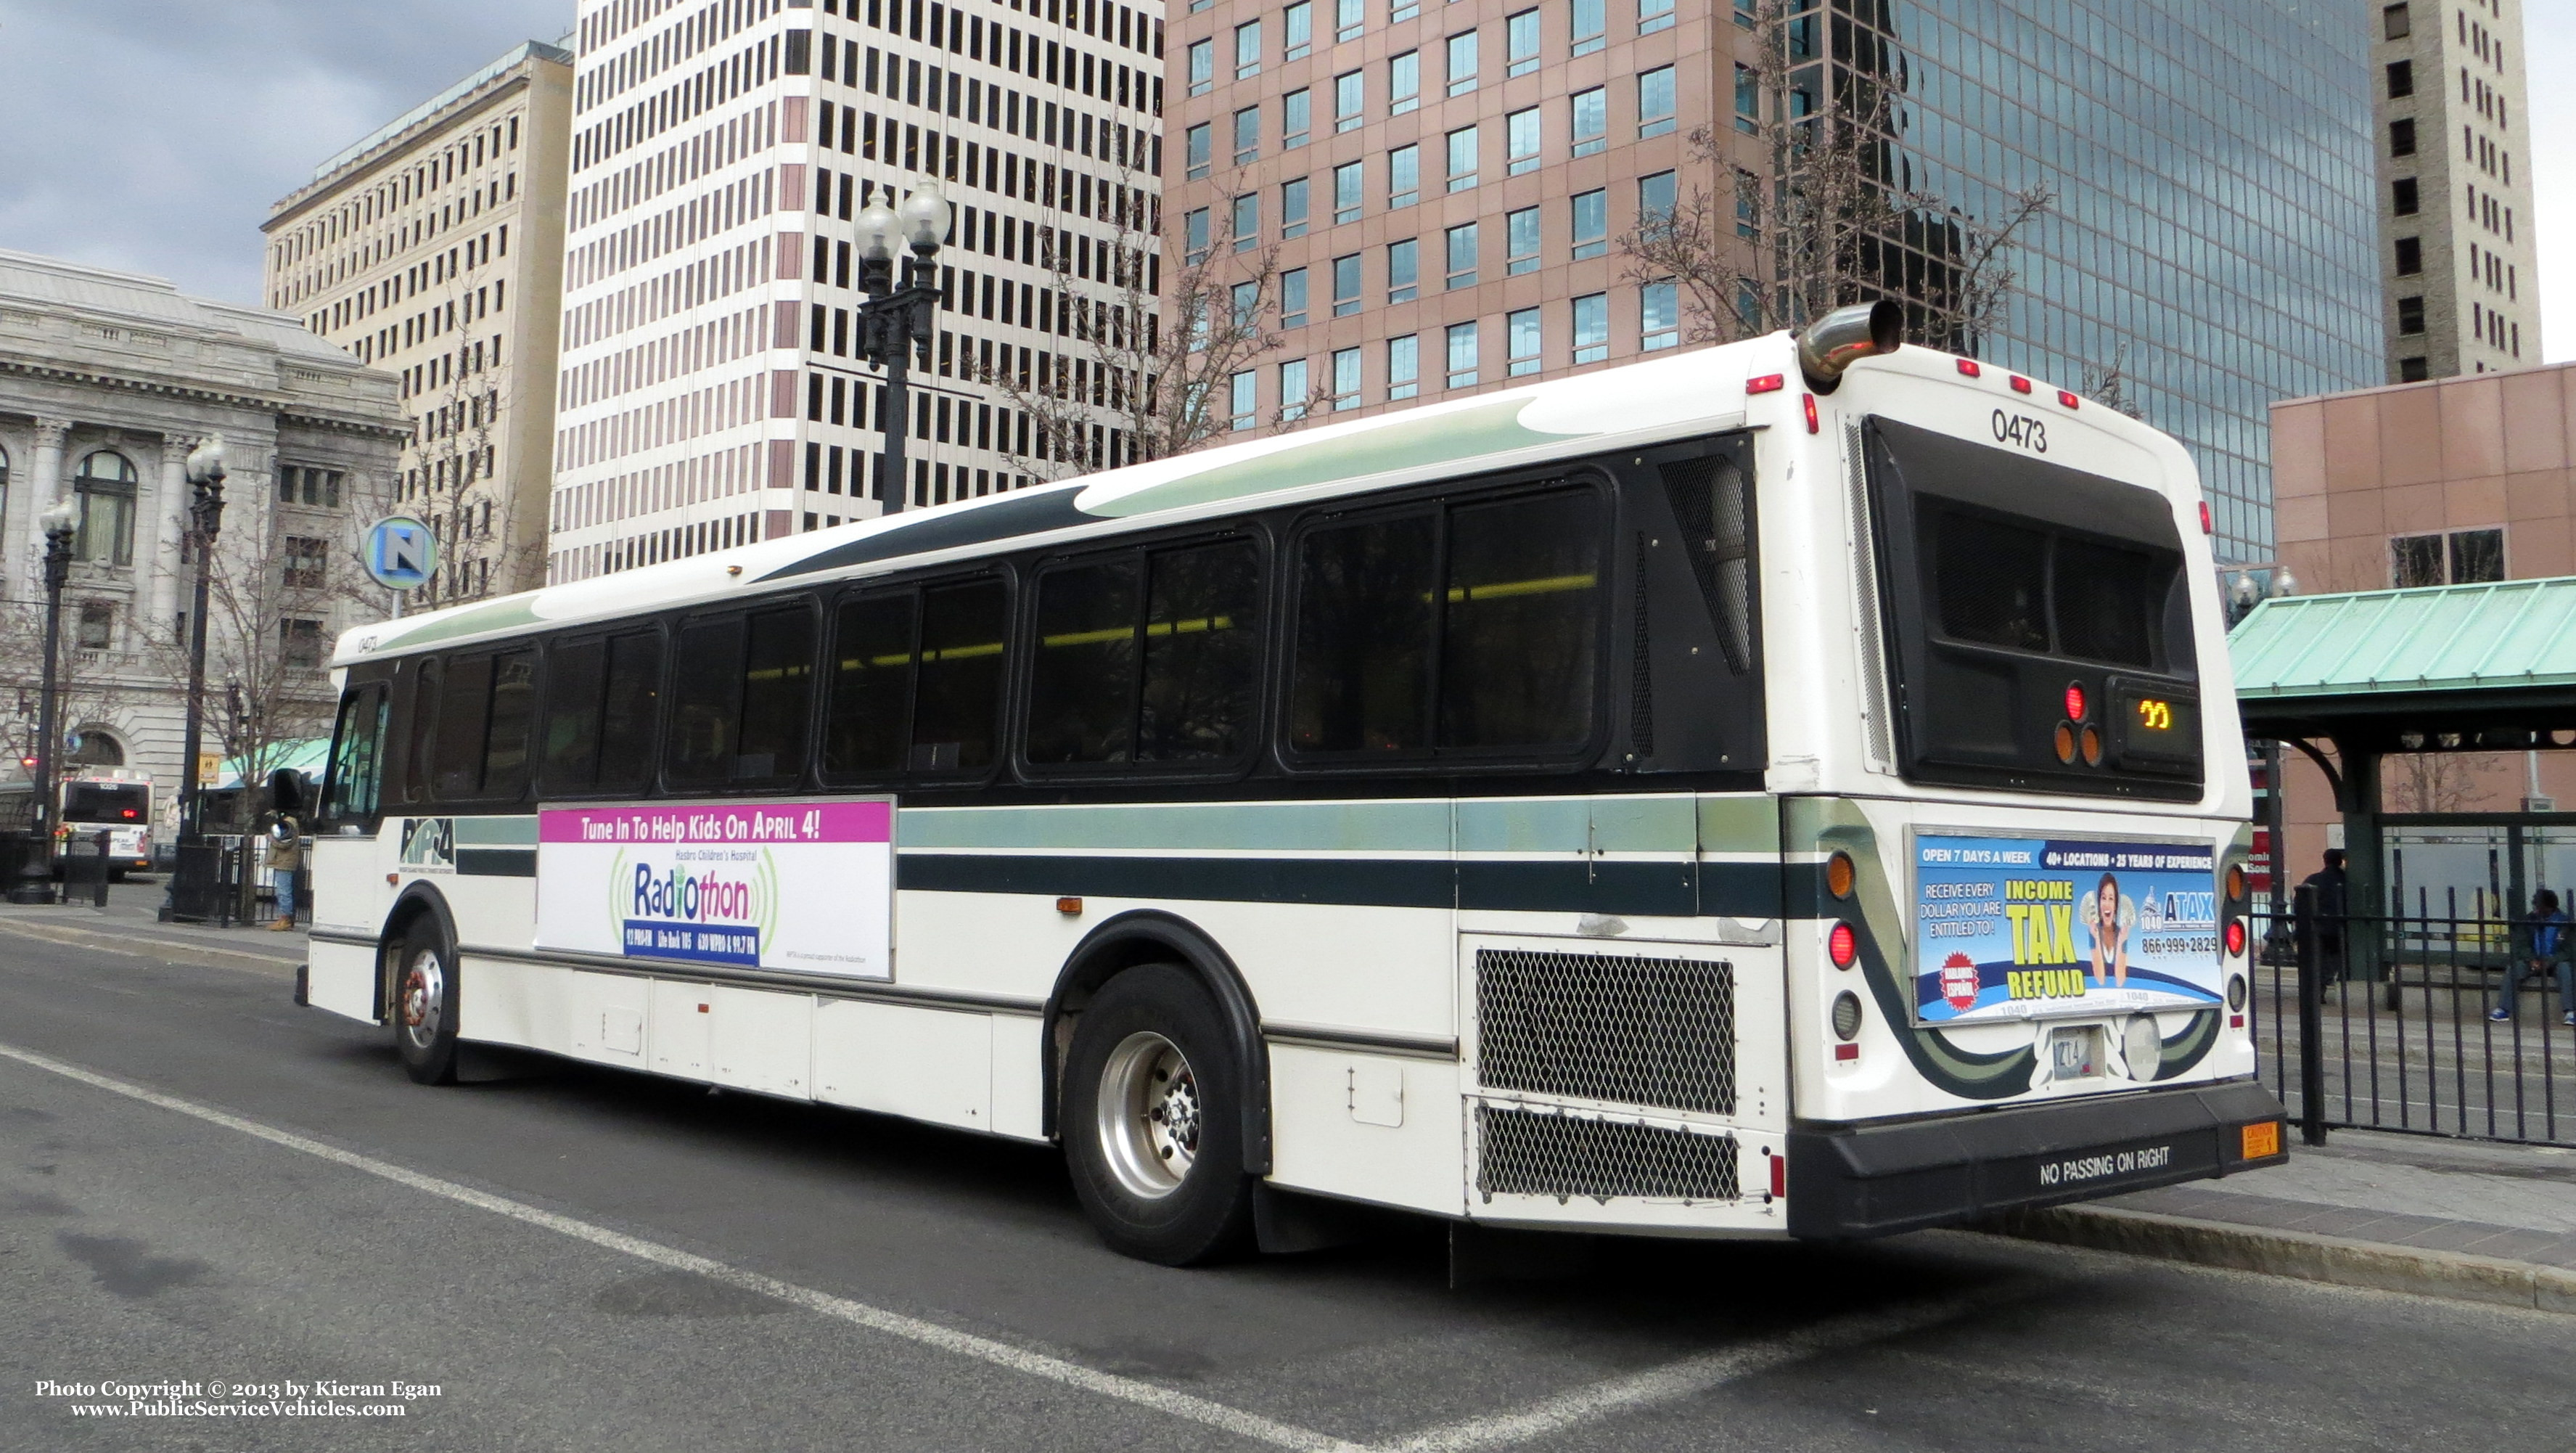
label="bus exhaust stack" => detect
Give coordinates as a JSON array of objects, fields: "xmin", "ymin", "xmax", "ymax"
[{"xmin": 1796, "ymin": 300, "xmax": 1904, "ymax": 391}]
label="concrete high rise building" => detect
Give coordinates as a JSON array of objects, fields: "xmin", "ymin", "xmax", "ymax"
[
  {"xmin": 263, "ymin": 40, "xmax": 574, "ymax": 606},
  {"xmin": 1161, "ymin": 0, "xmax": 2385, "ymax": 561},
  {"xmin": 548, "ymin": 0, "xmax": 1165, "ymax": 583},
  {"xmin": 2370, "ymin": 0, "xmax": 2540, "ymax": 382}
]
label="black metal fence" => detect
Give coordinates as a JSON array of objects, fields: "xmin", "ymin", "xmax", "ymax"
[{"xmin": 2256, "ymin": 885, "xmax": 2572, "ymax": 1146}]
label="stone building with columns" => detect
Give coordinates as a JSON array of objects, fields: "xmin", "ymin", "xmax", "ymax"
[{"xmin": 0, "ymin": 248, "xmax": 408, "ymax": 838}]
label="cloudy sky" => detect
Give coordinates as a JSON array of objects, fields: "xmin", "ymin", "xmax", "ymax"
[{"xmin": 0, "ymin": 0, "xmax": 2568, "ymax": 362}]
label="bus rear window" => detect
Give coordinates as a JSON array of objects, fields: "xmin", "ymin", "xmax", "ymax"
[
  {"xmin": 1866, "ymin": 417, "xmax": 2202, "ymax": 800},
  {"xmin": 62, "ymin": 784, "xmax": 148, "ymax": 822}
]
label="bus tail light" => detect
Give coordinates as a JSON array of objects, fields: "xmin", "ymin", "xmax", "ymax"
[
  {"xmin": 2225, "ymin": 920, "xmax": 2247, "ymax": 957},
  {"xmin": 1827, "ymin": 922, "xmax": 1858, "ymax": 968},
  {"xmin": 1794, "ymin": 298, "xmax": 1903, "ymax": 390},
  {"xmin": 1768, "ymin": 1150, "xmax": 1787, "ymax": 1199}
]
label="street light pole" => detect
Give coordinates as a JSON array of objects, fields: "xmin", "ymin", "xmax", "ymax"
[
  {"xmin": 853, "ymin": 182, "xmax": 953, "ymax": 517},
  {"xmin": 7, "ymin": 499, "xmax": 80, "ymax": 904},
  {"xmin": 163, "ymin": 437, "xmax": 227, "ymax": 922}
]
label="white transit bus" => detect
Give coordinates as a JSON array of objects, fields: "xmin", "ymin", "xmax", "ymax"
[
  {"xmin": 0, "ymin": 767, "xmax": 157, "ymax": 878},
  {"xmin": 302, "ymin": 307, "xmax": 2287, "ymax": 1264}
]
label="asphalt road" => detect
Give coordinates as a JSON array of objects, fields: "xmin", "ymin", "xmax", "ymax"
[{"xmin": 1, "ymin": 912, "xmax": 2569, "ymax": 1453}]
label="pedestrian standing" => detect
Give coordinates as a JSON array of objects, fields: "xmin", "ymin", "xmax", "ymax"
[
  {"xmin": 261, "ymin": 769, "xmax": 305, "ymax": 932},
  {"xmin": 2489, "ymin": 888, "xmax": 2574, "ymax": 1025},
  {"xmin": 2294, "ymin": 849, "xmax": 2349, "ymax": 984}
]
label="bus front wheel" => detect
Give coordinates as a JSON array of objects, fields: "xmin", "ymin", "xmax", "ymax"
[
  {"xmin": 1063, "ymin": 965, "xmax": 1255, "ymax": 1265},
  {"xmin": 393, "ymin": 922, "xmax": 459, "ymax": 1086}
]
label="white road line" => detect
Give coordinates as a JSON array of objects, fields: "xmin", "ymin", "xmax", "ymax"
[
  {"xmin": 0, "ymin": 1039, "xmax": 1358, "ymax": 1453},
  {"xmin": 1375, "ymin": 1289, "xmax": 2017, "ymax": 1453}
]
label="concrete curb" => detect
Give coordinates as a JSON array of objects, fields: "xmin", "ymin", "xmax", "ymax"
[
  {"xmin": 0, "ymin": 916, "xmax": 303, "ymax": 973},
  {"xmin": 1993, "ymin": 1203, "xmax": 2576, "ymax": 1315}
]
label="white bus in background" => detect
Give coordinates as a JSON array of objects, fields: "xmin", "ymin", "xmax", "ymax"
[
  {"xmin": 302, "ymin": 306, "xmax": 2288, "ymax": 1265},
  {"xmin": 0, "ymin": 767, "xmax": 156, "ymax": 879}
]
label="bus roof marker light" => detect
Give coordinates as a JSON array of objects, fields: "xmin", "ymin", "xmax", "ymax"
[
  {"xmin": 1802, "ymin": 393, "xmax": 1819, "ymax": 434},
  {"xmin": 1956, "ymin": 359, "xmax": 1982, "ymax": 377},
  {"xmin": 2009, "ymin": 374, "xmax": 2033, "ymax": 394},
  {"xmin": 2057, "ymin": 389, "xmax": 2080, "ymax": 409},
  {"xmin": 2199, "ymin": 501, "xmax": 2213, "ymax": 534},
  {"xmin": 1794, "ymin": 298, "xmax": 1903, "ymax": 392},
  {"xmin": 1745, "ymin": 372, "xmax": 1785, "ymax": 394}
]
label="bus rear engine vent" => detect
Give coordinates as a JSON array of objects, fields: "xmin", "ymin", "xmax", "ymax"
[
  {"xmin": 1475, "ymin": 947, "xmax": 1736, "ymax": 1115},
  {"xmin": 1475, "ymin": 1105, "xmax": 1740, "ymax": 1203}
]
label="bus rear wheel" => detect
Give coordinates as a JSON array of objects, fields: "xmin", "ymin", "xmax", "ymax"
[
  {"xmin": 393, "ymin": 921, "xmax": 459, "ymax": 1086},
  {"xmin": 1063, "ymin": 965, "xmax": 1255, "ymax": 1265}
]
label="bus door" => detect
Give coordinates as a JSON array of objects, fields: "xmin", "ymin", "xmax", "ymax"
[{"xmin": 314, "ymin": 682, "xmax": 395, "ymax": 937}]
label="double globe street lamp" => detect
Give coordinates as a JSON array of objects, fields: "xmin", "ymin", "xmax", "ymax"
[
  {"xmin": 851, "ymin": 181, "xmax": 953, "ymax": 517},
  {"xmin": 7, "ymin": 497, "xmax": 82, "ymax": 904}
]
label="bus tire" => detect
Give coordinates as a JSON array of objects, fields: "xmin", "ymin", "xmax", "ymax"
[
  {"xmin": 1063, "ymin": 965, "xmax": 1255, "ymax": 1265},
  {"xmin": 393, "ymin": 920, "xmax": 459, "ymax": 1086}
]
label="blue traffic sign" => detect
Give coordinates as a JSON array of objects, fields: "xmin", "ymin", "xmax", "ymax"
[{"xmin": 364, "ymin": 515, "xmax": 438, "ymax": 592}]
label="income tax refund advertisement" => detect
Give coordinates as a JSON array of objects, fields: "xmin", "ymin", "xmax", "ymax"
[
  {"xmin": 1911, "ymin": 832, "xmax": 2223, "ymax": 1025},
  {"xmin": 535, "ymin": 801, "xmax": 893, "ymax": 978}
]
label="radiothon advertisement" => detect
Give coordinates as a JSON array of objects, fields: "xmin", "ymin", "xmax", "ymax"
[
  {"xmin": 1912, "ymin": 832, "xmax": 2224, "ymax": 1025},
  {"xmin": 534, "ymin": 801, "xmax": 893, "ymax": 979}
]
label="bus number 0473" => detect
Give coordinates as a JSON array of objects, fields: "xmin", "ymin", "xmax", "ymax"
[{"xmin": 1991, "ymin": 410, "xmax": 2048, "ymax": 454}]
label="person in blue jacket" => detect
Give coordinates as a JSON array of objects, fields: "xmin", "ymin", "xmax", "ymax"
[{"xmin": 2490, "ymin": 888, "xmax": 2574, "ymax": 1026}]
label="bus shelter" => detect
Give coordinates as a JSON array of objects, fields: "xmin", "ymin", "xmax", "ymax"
[
  {"xmin": 2227, "ymin": 578, "xmax": 2576, "ymax": 1145},
  {"xmin": 2231, "ymin": 575, "xmax": 2576, "ymax": 932}
]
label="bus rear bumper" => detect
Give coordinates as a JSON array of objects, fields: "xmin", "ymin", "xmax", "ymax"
[{"xmin": 1784, "ymin": 1079, "xmax": 2289, "ymax": 1240}]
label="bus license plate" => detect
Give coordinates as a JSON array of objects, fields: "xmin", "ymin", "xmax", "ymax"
[{"xmin": 2049, "ymin": 1026, "xmax": 2104, "ymax": 1081}]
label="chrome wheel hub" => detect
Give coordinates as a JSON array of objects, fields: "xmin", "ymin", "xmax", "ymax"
[
  {"xmin": 1096, "ymin": 1031, "xmax": 1201, "ymax": 1200},
  {"xmin": 398, "ymin": 950, "xmax": 445, "ymax": 1050}
]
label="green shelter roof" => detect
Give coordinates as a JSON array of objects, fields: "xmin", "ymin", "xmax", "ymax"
[{"xmin": 2230, "ymin": 576, "xmax": 2576, "ymax": 703}]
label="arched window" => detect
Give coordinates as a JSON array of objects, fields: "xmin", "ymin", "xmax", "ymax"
[
  {"xmin": 65, "ymin": 729, "xmax": 124, "ymax": 768},
  {"xmin": 73, "ymin": 450, "xmax": 138, "ymax": 567}
]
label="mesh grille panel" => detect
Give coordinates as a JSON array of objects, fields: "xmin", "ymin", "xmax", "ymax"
[
  {"xmin": 1475, "ymin": 947, "xmax": 1734, "ymax": 1114},
  {"xmin": 1476, "ymin": 1105, "xmax": 1740, "ymax": 1202}
]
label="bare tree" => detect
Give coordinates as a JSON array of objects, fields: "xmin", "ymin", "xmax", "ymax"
[
  {"xmin": 2385, "ymin": 750, "xmax": 2506, "ymax": 814},
  {"xmin": 1618, "ymin": 0, "xmax": 2051, "ymax": 356},
  {"xmin": 2079, "ymin": 344, "xmax": 2146, "ymax": 420},
  {"xmin": 0, "ymin": 592, "xmax": 133, "ymax": 826},
  {"xmin": 975, "ymin": 168, "xmax": 1325, "ymax": 481}
]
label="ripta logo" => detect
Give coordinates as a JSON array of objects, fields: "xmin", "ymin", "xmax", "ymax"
[{"xmin": 2002, "ymin": 879, "xmax": 2077, "ymax": 964}]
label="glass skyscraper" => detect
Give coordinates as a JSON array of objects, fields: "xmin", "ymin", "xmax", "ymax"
[{"xmin": 1830, "ymin": 0, "xmax": 2384, "ymax": 560}]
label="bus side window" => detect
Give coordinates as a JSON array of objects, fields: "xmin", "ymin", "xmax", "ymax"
[
  {"xmin": 321, "ymin": 684, "xmax": 389, "ymax": 830},
  {"xmin": 1139, "ymin": 539, "xmax": 1261, "ymax": 763},
  {"xmin": 1290, "ymin": 511, "xmax": 1438, "ymax": 754},
  {"xmin": 481, "ymin": 650, "xmax": 538, "ymax": 801},
  {"xmin": 667, "ymin": 618, "xmax": 745, "ymax": 787},
  {"xmin": 1027, "ymin": 556, "xmax": 1143, "ymax": 765},
  {"xmin": 1439, "ymin": 489, "xmax": 1604, "ymax": 750},
  {"xmin": 541, "ymin": 637, "xmax": 607, "ymax": 791},
  {"xmin": 405, "ymin": 658, "xmax": 443, "ymax": 803},
  {"xmin": 668, "ymin": 607, "xmax": 815, "ymax": 787},
  {"xmin": 1660, "ymin": 454, "xmax": 1755, "ymax": 673},
  {"xmin": 596, "ymin": 631, "xmax": 663, "ymax": 794},
  {"xmin": 432, "ymin": 655, "xmax": 496, "ymax": 800},
  {"xmin": 912, "ymin": 578, "xmax": 1006, "ymax": 773},
  {"xmin": 824, "ymin": 593, "xmax": 919, "ymax": 776}
]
